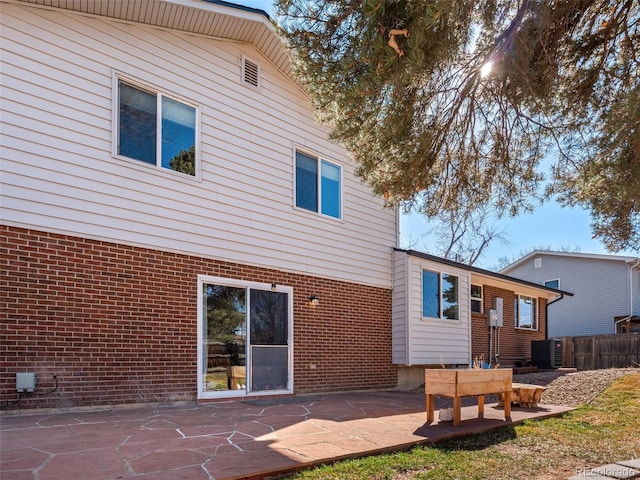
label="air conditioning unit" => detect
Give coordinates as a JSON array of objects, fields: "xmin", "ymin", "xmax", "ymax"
[{"xmin": 531, "ymin": 339, "xmax": 563, "ymax": 368}]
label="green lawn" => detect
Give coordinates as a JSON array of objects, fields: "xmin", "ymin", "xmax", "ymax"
[{"xmin": 286, "ymin": 373, "xmax": 640, "ymax": 480}]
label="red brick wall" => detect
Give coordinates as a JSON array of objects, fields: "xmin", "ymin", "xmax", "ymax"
[
  {"xmin": 471, "ymin": 285, "xmax": 546, "ymax": 366},
  {"xmin": 1, "ymin": 226, "xmax": 395, "ymax": 409}
]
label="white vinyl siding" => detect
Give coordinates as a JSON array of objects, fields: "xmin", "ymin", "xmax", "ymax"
[
  {"xmin": 395, "ymin": 254, "xmax": 470, "ymax": 365},
  {"xmin": 634, "ymin": 266, "xmax": 640, "ymax": 314},
  {"xmin": 0, "ymin": 3, "xmax": 397, "ymax": 288},
  {"xmin": 504, "ymin": 253, "xmax": 636, "ymax": 336},
  {"xmin": 392, "ymin": 251, "xmax": 409, "ymax": 364}
]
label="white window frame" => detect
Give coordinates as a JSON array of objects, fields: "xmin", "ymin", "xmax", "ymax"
[
  {"xmin": 293, "ymin": 148, "xmax": 343, "ymax": 220},
  {"xmin": 196, "ymin": 275, "xmax": 294, "ymax": 400},
  {"xmin": 470, "ymin": 284, "xmax": 483, "ymax": 314},
  {"xmin": 514, "ymin": 294, "xmax": 538, "ymax": 330},
  {"xmin": 113, "ymin": 74, "xmax": 201, "ymax": 179},
  {"xmin": 421, "ymin": 269, "xmax": 460, "ymax": 321}
]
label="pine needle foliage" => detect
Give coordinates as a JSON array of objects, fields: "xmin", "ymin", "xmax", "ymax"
[{"xmin": 274, "ymin": 0, "xmax": 640, "ymax": 251}]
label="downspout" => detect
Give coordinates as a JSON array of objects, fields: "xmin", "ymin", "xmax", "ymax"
[
  {"xmin": 545, "ymin": 293, "xmax": 565, "ymax": 339},
  {"xmin": 615, "ymin": 259, "xmax": 640, "ymax": 333}
]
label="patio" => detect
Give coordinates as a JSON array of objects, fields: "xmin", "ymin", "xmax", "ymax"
[{"xmin": 1, "ymin": 391, "xmax": 572, "ymax": 480}]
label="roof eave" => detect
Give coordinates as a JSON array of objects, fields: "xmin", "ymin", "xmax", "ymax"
[
  {"xmin": 399, "ymin": 249, "xmax": 573, "ymax": 298},
  {"xmin": 14, "ymin": 0, "xmax": 292, "ymax": 78},
  {"xmin": 501, "ymin": 250, "xmax": 640, "ymax": 272}
]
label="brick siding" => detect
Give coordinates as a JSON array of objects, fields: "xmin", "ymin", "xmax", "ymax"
[
  {"xmin": 1, "ymin": 226, "xmax": 395, "ymax": 409},
  {"xmin": 471, "ymin": 285, "xmax": 547, "ymax": 366}
]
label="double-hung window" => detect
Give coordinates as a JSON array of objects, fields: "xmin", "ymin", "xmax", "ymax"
[
  {"xmin": 117, "ymin": 79, "xmax": 197, "ymax": 176},
  {"xmin": 515, "ymin": 294, "xmax": 537, "ymax": 330},
  {"xmin": 422, "ymin": 269, "xmax": 459, "ymax": 320},
  {"xmin": 295, "ymin": 150, "xmax": 342, "ymax": 219}
]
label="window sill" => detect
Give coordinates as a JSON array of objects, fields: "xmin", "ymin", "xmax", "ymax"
[
  {"xmin": 112, "ymin": 154, "xmax": 202, "ymax": 183},
  {"xmin": 421, "ymin": 316, "xmax": 462, "ymax": 324},
  {"xmin": 292, "ymin": 205, "xmax": 344, "ymax": 223}
]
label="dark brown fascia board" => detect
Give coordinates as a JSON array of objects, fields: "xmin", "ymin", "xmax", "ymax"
[{"xmin": 397, "ymin": 248, "xmax": 574, "ymax": 297}]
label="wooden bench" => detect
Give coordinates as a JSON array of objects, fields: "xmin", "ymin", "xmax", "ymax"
[{"xmin": 499, "ymin": 383, "xmax": 547, "ymax": 408}]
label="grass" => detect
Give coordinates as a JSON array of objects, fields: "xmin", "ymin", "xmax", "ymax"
[{"xmin": 285, "ymin": 373, "xmax": 640, "ymax": 480}]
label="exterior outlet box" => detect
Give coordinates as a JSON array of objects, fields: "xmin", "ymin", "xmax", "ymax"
[{"xmin": 16, "ymin": 372, "xmax": 36, "ymax": 393}]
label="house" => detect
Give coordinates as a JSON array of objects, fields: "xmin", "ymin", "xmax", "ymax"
[
  {"xmin": 0, "ymin": 0, "xmax": 399, "ymax": 408},
  {"xmin": 393, "ymin": 250, "xmax": 572, "ymax": 389},
  {"xmin": 0, "ymin": 0, "xmax": 573, "ymax": 410},
  {"xmin": 501, "ymin": 251, "xmax": 640, "ymax": 337}
]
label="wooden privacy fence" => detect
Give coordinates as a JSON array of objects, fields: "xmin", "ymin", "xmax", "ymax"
[{"xmin": 561, "ymin": 333, "xmax": 640, "ymax": 370}]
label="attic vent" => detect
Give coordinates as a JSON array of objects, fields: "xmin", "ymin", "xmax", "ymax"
[
  {"xmin": 242, "ymin": 57, "xmax": 260, "ymax": 89},
  {"xmin": 534, "ymin": 258, "xmax": 542, "ymax": 268}
]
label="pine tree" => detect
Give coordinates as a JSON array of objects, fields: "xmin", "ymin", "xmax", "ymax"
[
  {"xmin": 170, "ymin": 145, "xmax": 195, "ymax": 176},
  {"xmin": 274, "ymin": 0, "xmax": 640, "ymax": 251}
]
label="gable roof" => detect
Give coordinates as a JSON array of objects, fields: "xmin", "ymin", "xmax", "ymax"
[
  {"xmin": 399, "ymin": 249, "xmax": 573, "ymax": 299},
  {"xmin": 15, "ymin": 0, "xmax": 292, "ymax": 78},
  {"xmin": 501, "ymin": 250, "xmax": 640, "ymax": 273}
]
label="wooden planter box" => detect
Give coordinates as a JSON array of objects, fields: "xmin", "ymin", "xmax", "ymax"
[{"xmin": 425, "ymin": 368, "xmax": 512, "ymax": 426}]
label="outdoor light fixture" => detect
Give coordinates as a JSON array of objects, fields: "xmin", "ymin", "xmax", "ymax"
[
  {"xmin": 309, "ymin": 295, "xmax": 319, "ymax": 307},
  {"xmin": 271, "ymin": 282, "xmax": 277, "ymax": 291}
]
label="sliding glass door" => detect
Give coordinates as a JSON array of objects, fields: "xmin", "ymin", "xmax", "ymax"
[{"xmin": 198, "ymin": 277, "xmax": 292, "ymax": 397}]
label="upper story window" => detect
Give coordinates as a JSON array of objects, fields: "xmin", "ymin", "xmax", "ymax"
[
  {"xmin": 422, "ymin": 269, "xmax": 459, "ymax": 320},
  {"xmin": 470, "ymin": 284, "xmax": 483, "ymax": 313},
  {"xmin": 515, "ymin": 294, "xmax": 538, "ymax": 330},
  {"xmin": 295, "ymin": 150, "xmax": 342, "ymax": 219},
  {"xmin": 544, "ymin": 279, "xmax": 560, "ymax": 289},
  {"xmin": 117, "ymin": 79, "xmax": 197, "ymax": 176}
]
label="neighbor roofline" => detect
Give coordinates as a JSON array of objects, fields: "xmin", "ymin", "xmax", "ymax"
[
  {"xmin": 397, "ymin": 248, "xmax": 574, "ymax": 297},
  {"xmin": 500, "ymin": 250, "xmax": 640, "ymax": 273}
]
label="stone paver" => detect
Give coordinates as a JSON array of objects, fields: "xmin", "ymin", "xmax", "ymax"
[{"xmin": 1, "ymin": 391, "xmax": 576, "ymax": 480}]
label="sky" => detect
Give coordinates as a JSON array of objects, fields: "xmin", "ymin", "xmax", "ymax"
[
  {"xmin": 234, "ymin": 0, "xmax": 274, "ymax": 13},
  {"xmin": 399, "ymin": 202, "xmax": 635, "ymax": 271},
  {"xmin": 235, "ymin": 0, "xmax": 638, "ymax": 270}
]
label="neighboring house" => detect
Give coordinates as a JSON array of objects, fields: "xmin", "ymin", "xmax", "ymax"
[
  {"xmin": 501, "ymin": 251, "xmax": 640, "ymax": 337},
  {"xmin": 392, "ymin": 250, "xmax": 571, "ymax": 389},
  {"xmin": 0, "ymin": 0, "xmax": 399, "ymax": 408}
]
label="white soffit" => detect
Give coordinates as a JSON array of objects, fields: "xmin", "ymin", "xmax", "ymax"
[{"xmin": 14, "ymin": 0, "xmax": 292, "ymax": 78}]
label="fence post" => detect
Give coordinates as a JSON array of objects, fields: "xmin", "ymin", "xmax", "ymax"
[
  {"xmin": 562, "ymin": 337, "xmax": 573, "ymax": 368},
  {"xmin": 591, "ymin": 336, "xmax": 598, "ymax": 370}
]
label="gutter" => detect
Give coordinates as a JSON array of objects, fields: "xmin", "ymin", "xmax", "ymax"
[
  {"xmin": 545, "ymin": 293, "xmax": 565, "ymax": 339},
  {"xmin": 615, "ymin": 259, "xmax": 640, "ymax": 332}
]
